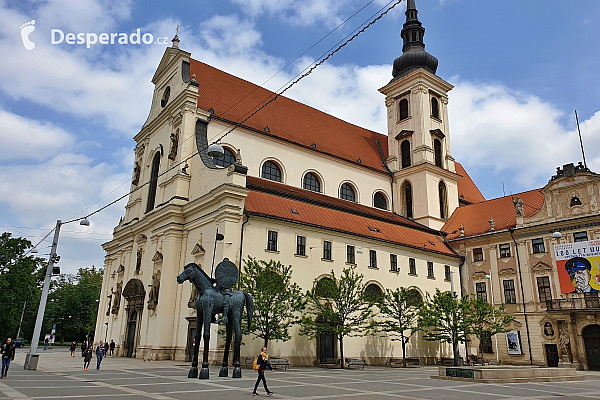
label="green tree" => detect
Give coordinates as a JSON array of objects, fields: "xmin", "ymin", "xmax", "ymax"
[
  {"xmin": 0, "ymin": 233, "xmax": 44, "ymax": 342},
  {"xmin": 371, "ymin": 287, "xmax": 422, "ymax": 367},
  {"xmin": 238, "ymin": 257, "xmax": 305, "ymax": 348},
  {"xmin": 418, "ymin": 289, "xmax": 471, "ymax": 366},
  {"xmin": 46, "ymin": 266, "xmax": 103, "ymax": 343},
  {"xmin": 300, "ymin": 265, "xmax": 374, "ymax": 368},
  {"xmin": 468, "ymin": 296, "xmax": 513, "ymax": 364}
]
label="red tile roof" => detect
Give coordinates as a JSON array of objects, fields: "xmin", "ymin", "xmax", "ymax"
[
  {"xmin": 190, "ymin": 59, "xmax": 389, "ymax": 173},
  {"xmin": 245, "ymin": 189, "xmax": 458, "ymax": 258},
  {"xmin": 246, "ymin": 176, "xmax": 432, "ymax": 232},
  {"xmin": 455, "ymin": 162, "xmax": 485, "ymax": 204},
  {"xmin": 442, "ymin": 189, "xmax": 545, "ymax": 239}
]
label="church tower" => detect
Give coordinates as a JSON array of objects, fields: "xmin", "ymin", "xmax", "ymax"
[{"xmin": 379, "ymin": 0, "xmax": 460, "ymax": 230}]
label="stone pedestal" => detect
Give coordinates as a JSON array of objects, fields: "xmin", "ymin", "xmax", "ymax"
[{"xmin": 432, "ymin": 366, "xmax": 584, "ymax": 383}]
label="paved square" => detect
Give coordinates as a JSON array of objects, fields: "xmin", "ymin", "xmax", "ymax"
[{"xmin": 1, "ymin": 349, "xmax": 599, "ymax": 399}]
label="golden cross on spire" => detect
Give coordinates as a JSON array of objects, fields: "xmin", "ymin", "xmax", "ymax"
[{"xmin": 176, "ymin": 24, "xmax": 179, "ymax": 36}]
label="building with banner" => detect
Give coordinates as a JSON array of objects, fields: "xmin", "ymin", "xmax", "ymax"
[{"xmin": 444, "ymin": 163, "xmax": 600, "ymax": 370}]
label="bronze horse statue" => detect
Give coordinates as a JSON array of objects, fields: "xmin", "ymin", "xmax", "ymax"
[{"xmin": 177, "ymin": 260, "xmax": 253, "ymax": 379}]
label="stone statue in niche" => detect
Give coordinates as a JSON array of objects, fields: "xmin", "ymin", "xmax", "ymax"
[
  {"xmin": 543, "ymin": 321, "xmax": 554, "ymax": 338},
  {"xmin": 132, "ymin": 161, "xmax": 141, "ymax": 186},
  {"xmin": 147, "ymin": 270, "xmax": 161, "ymax": 310},
  {"xmin": 488, "ymin": 218, "xmax": 496, "ymax": 232},
  {"xmin": 513, "ymin": 196, "xmax": 524, "ymax": 216},
  {"xmin": 168, "ymin": 131, "xmax": 179, "ymax": 161},
  {"xmin": 188, "ymin": 285, "xmax": 198, "ymax": 309},
  {"xmin": 558, "ymin": 321, "xmax": 572, "ymax": 362},
  {"xmin": 136, "ymin": 248, "xmax": 142, "ymax": 273},
  {"xmin": 111, "ymin": 282, "xmax": 122, "ymax": 315},
  {"xmin": 459, "ymin": 225, "xmax": 465, "ymax": 238}
]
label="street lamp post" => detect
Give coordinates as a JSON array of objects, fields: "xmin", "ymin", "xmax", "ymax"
[{"xmin": 486, "ymin": 274, "xmax": 500, "ymax": 363}]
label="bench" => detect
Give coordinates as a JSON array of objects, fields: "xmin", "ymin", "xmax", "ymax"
[
  {"xmin": 387, "ymin": 357, "xmax": 420, "ymax": 367},
  {"xmin": 244, "ymin": 357, "xmax": 254, "ymax": 369},
  {"xmin": 345, "ymin": 358, "xmax": 366, "ymax": 370},
  {"xmin": 269, "ymin": 357, "xmax": 290, "ymax": 370},
  {"xmin": 437, "ymin": 357, "xmax": 455, "ymax": 366},
  {"xmin": 319, "ymin": 358, "xmax": 340, "ymax": 368}
]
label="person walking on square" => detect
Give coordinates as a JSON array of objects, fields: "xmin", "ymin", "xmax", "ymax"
[
  {"xmin": 103, "ymin": 341, "xmax": 109, "ymax": 357},
  {"xmin": 109, "ymin": 340, "xmax": 115, "ymax": 357},
  {"xmin": 43, "ymin": 337, "xmax": 49, "ymax": 350},
  {"xmin": 81, "ymin": 341, "xmax": 87, "ymax": 357},
  {"xmin": 83, "ymin": 345, "xmax": 92, "ymax": 370},
  {"xmin": 70, "ymin": 341, "xmax": 77, "ymax": 357},
  {"xmin": 252, "ymin": 347, "xmax": 274, "ymax": 396},
  {"xmin": 95, "ymin": 341, "xmax": 105, "ymax": 370},
  {"xmin": 1, "ymin": 338, "xmax": 15, "ymax": 378}
]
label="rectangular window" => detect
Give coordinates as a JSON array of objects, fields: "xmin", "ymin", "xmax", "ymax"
[
  {"xmin": 409, "ymin": 258, "xmax": 416, "ymax": 275},
  {"xmin": 532, "ymin": 238, "xmax": 545, "ymax": 254},
  {"xmin": 323, "ymin": 241, "xmax": 332, "ymax": 260},
  {"xmin": 369, "ymin": 250, "xmax": 377, "ymax": 268},
  {"xmin": 574, "ymin": 231, "xmax": 588, "ymax": 242},
  {"xmin": 427, "ymin": 261, "xmax": 434, "ymax": 278},
  {"xmin": 499, "ymin": 243, "xmax": 511, "ymax": 258},
  {"xmin": 503, "ymin": 279, "xmax": 516, "ymax": 304},
  {"xmin": 473, "ymin": 248, "xmax": 484, "ymax": 262},
  {"xmin": 476, "ymin": 282, "xmax": 487, "ymax": 301},
  {"xmin": 390, "ymin": 254, "xmax": 398, "ymax": 272},
  {"xmin": 537, "ymin": 276, "xmax": 552, "ymax": 303},
  {"xmin": 445, "ymin": 265, "xmax": 451, "ymax": 282},
  {"xmin": 267, "ymin": 231, "xmax": 278, "ymax": 251},
  {"xmin": 296, "ymin": 236, "xmax": 306, "ymax": 256},
  {"xmin": 346, "ymin": 245, "xmax": 355, "ymax": 264}
]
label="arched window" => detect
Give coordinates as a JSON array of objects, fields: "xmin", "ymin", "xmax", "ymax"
[
  {"xmin": 303, "ymin": 172, "xmax": 321, "ymax": 192},
  {"xmin": 373, "ymin": 192, "xmax": 388, "ymax": 210},
  {"xmin": 261, "ymin": 160, "xmax": 282, "ymax": 182},
  {"xmin": 439, "ymin": 181, "xmax": 448, "ymax": 220},
  {"xmin": 315, "ymin": 277, "xmax": 336, "ymax": 298},
  {"xmin": 406, "ymin": 288, "xmax": 423, "ymax": 306},
  {"xmin": 365, "ymin": 283, "xmax": 383, "ymax": 303},
  {"xmin": 434, "ymin": 138, "xmax": 442, "ymax": 168},
  {"xmin": 146, "ymin": 151, "xmax": 161, "ymax": 213},
  {"xmin": 160, "ymin": 86, "xmax": 170, "ymax": 108},
  {"xmin": 399, "ymin": 98, "xmax": 409, "ymax": 120},
  {"xmin": 401, "ymin": 140, "xmax": 411, "ymax": 168},
  {"xmin": 213, "ymin": 147, "xmax": 236, "ymax": 168},
  {"xmin": 403, "ymin": 181, "xmax": 413, "ymax": 219},
  {"xmin": 431, "ymin": 97, "xmax": 439, "ymax": 119},
  {"xmin": 340, "ymin": 183, "xmax": 356, "ymax": 202}
]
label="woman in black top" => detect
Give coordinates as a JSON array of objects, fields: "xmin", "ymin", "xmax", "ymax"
[
  {"xmin": 1, "ymin": 338, "xmax": 15, "ymax": 378},
  {"xmin": 252, "ymin": 347, "xmax": 274, "ymax": 396}
]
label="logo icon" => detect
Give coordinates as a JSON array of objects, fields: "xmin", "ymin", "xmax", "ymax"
[{"xmin": 20, "ymin": 20, "xmax": 36, "ymax": 50}]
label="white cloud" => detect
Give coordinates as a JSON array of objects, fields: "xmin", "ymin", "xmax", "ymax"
[
  {"xmin": 0, "ymin": 109, "xmax": 74, "ymax": 161},
  {"xmin": 230, "ymin": 0, "xmax": 351, "ymax": 27}
]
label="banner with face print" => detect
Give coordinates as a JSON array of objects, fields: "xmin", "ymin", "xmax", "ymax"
[{"xmin": 554, "ymin": 240, "xmax": 600, "ymax": 294}]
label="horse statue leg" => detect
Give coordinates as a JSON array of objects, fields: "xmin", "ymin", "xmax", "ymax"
[
  {"xmin": 199, "ymin": 306, "xmax": 212, "ymax": 379},
  {"xmin": 219, "ymin": 316, "xmax": 233, "ymax": 377},
  {"xmin": 188, "ymin": 311, "xmax": 202, "ymax": 378},
  {"xmin": 232, "ymin": 305, "xmax": 243, "ymax": 378}
]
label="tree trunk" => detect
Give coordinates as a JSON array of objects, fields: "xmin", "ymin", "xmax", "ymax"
[
  {"xmin": 401, "ymin": 333, "xmax": 406, "ymax": 368},
  {"xmin": 264, "ymin": 332, "xmax": 269, "ymax": 349},
  {"xmin": 339, "ymin": 335, "xmax": 344, "ymax": 369},
  {"xmin": 479, "ymin": 342, "xmax": 485, "ymax": 365},
  {"xmin": 452, "ymin": 340, "xmax": 460, "ymax": 366}
]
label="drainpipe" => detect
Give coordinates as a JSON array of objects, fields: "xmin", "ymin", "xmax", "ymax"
[
  {"xmin": 510, "ymin": 228, "xmax": 534, "ymax": 366},
  {"xmin": 238, "ymin": 212, "xmax": 250, "ymax": 275},
  {"xmin": 376, "ymin": 139, "xmax": 395, "ymax": 212}
]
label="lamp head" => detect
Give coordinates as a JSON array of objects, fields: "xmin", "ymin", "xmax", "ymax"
[
  {"xmin": 552, "ymin": 231, "xmax": 562, "ymax": 239},
  {"xmin": 80, "ymin": 218, "xmax": 90, "ymax": 226},
  {"xmin": 207, "ymin": 143, "xmax": 224, "ymax": 158}
]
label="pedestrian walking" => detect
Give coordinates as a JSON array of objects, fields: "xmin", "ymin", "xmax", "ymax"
[
  {"xmin": 252, "ymin": 347, "xmax": 274, "ymax": 396},
  {"xmin": 95, "ymin": 341, "xmax": 105, "ymax": 370},
  {"xmin": 109, "ymin": 340, "xmax": 115, "ymax": 357},
  {"xmin": 43, "ymin": 337, "xmax": 49, "ymax": 350},
  {"xmin": 70, "ymin": 341, "xmax": 77, "ymax": 357},
  {"xmin": 81, "ymin": 341, "xmax": 87, "ymax": 357},
  {"xmin": 104, "ymin": 341, "xmax": 109, "ymax": 356},
  {"xmin": 1, "ymin": 338, "xmax": 16, "ymax": 378},
  {"xmin": 83, "ymin": 345, "xmax": 92, "ymax": 370}
]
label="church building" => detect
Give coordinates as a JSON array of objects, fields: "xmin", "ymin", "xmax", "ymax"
[{"xmin": 95, "ymin": 1, "xmax": 484, "ymax": 366}]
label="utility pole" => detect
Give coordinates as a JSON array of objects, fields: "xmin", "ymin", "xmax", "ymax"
[
  {"xmin": 25, "ymin": 220, "xmax": 61, "ymax": 370},
  {"xmin": 16, "ymin": 301, "xmax": 26, "ymax": 341}
]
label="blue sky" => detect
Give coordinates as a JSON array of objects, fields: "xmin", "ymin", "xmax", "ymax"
[{"xmin": 1, "ymin": 0, "xmax": 599, "ymax": 273}]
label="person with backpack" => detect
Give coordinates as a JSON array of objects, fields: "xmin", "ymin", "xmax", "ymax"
[
  {"xmin": 70, "ymin": 341, "xmax": 77, "ymax": 357},
  {"xmin": 109, "ymin": 340, "xmax": 115, "ymax": 357},
  {"xmin": 252, "ymin": 347, "xmax": 274, "ymax": 396},
  {"xmin": 81, "ymin": 341, "xmax": 88, "ymax": 357},
  {"xmin": 95, "ymin": 341, "xmax": 105, "ymax": 370},
  {"xmin": 83, "ymin": 345, "xmax": 92, "ymax": 370},
  {"xmin": 1, "ymin": 338, "xmax": 16, "ymax": 378}
]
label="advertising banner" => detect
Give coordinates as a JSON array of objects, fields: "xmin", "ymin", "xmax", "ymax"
[{"xmin": 554, "ymin": 240, "xmax": 600, "ymax": 293}]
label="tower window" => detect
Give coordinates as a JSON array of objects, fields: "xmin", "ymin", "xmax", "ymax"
[
  {"xmin": 146, "ymin": 151, "xmax": 161, "ymax": 213},
  {"xmin": 340, "ymin": 183, "xmax": 356, "ymax": 202},
  {"xmin": 431, "ymin": 97, "xmax": 439, "ymax": 119},
  {"xmin": 434, "ymin": 139, "xmax": 443, "ymax": 168},
  {"xmin": 261, "ymin": 161, "xmax": 282, "ymax": 182},
  {"xmin": 412, "ymin": 31, "xmax": 417, "ymax": 41},
  {"xmin": 160, "ymin": 86, "xmax": 170, "ymax": 108},
  {"xmin": 403, "ymin": 182, "xmax": 413, "ymax": 219},
  {"xmin": 399, "ymin": 98, "xmax": 409, "ymax": 120},
  {"xmin": 373, "ymin": 192, "xmax": 388, "ymax": 210},
  {"xmin": 438, "ymin": 181, "xmax": 448, "ymax": 220},
  {"xmin": 401, "ymin": 140, "xmax": 411, "ymax": 168},
  {"xmin": 213, "ymin": 147, "xmax": 236, "ymax": 168},
  {"xmin": 303, "ymin": 172, "xmax": 321, "ymax": 192}
]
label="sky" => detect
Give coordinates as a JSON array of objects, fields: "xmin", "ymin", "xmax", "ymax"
[{"xmin": 1, "ymin": 0, "xmax": 599, "ymax": 274}]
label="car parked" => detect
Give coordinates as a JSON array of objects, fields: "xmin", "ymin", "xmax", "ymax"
[{"xmin": 14, "ymin": 340, "xmax": 25, "ymax": 348}]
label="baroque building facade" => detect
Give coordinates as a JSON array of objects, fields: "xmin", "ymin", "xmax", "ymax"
[{"xmin": 95, "ymin": 1, "xmax": 483, "ymax": 365}]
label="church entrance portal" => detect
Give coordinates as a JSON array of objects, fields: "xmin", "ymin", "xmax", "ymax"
[
  {"xmin": 583, "ymin": 324, "xmax": 600, "ymax": 370},
  {"xmin": 122, "ymin": 278, "xmax": 145, "ymax": 358}
]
